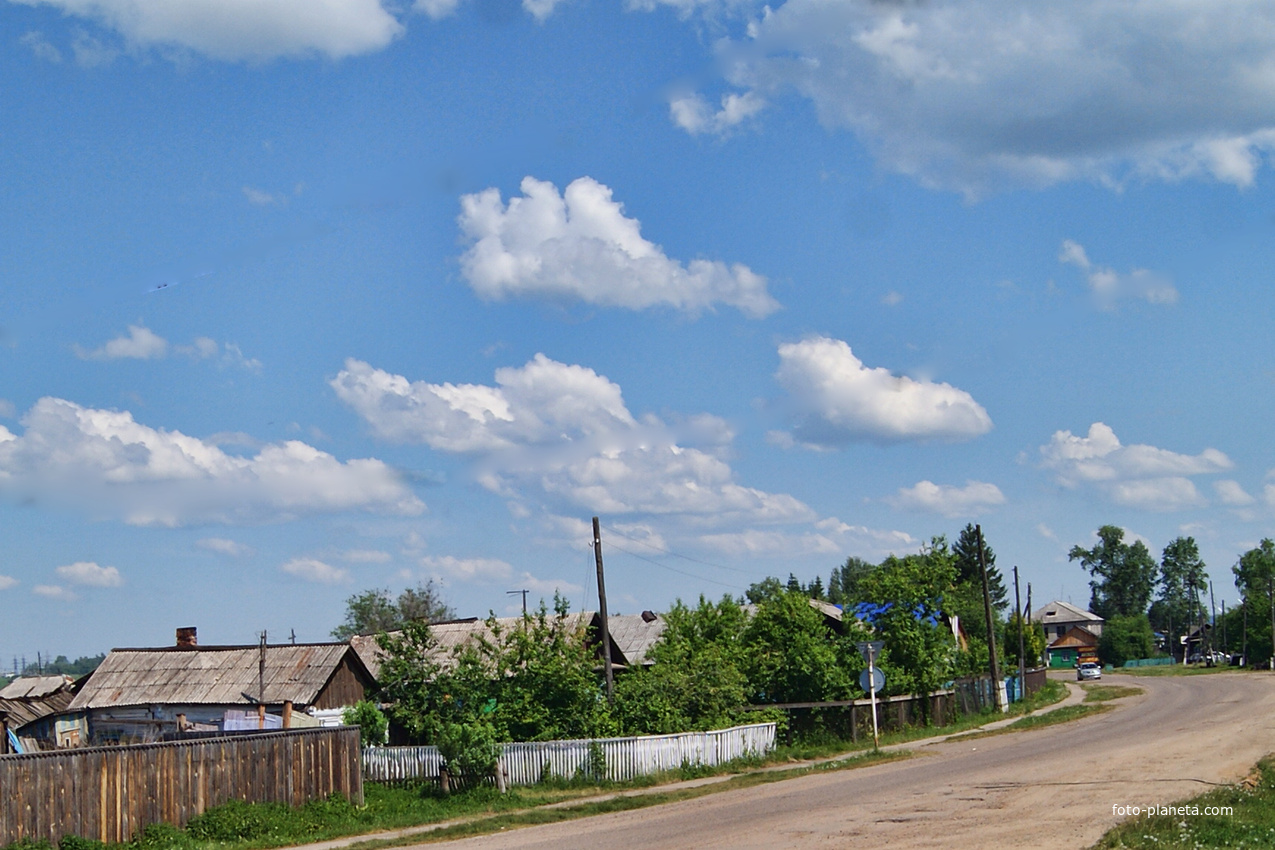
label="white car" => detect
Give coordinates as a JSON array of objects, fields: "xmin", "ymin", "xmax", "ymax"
[{"xmin": 1077, "ymin": 661, "xmax": 1102, "ymax": 681}]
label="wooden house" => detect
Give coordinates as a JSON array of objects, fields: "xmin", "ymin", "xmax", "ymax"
[{"xmin": 65, "ymin": 629, "xmax": 374, "ymax": 744}]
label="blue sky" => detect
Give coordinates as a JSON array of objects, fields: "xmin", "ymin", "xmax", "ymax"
[{"xmin": 3, "ymin": 0, "xmax": 1274, "ymax": 660}]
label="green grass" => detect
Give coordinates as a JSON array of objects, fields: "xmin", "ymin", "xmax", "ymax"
[
  {"xmin": 1092, "ymin": 755, "xmax": 1275, "ymax": 849},
  {"xmin": 1081, "ymin": 683, "xmax": 1144, "ymax": 702}
]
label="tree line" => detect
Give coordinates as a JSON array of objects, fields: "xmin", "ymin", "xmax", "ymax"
[
  {"xmin": 355, "ymin": 524, "xmax": 1046, "ymax": 760},
  {"xmin": 1071, "ymin": 526, "xmax": 1275, "ymax": 667}
]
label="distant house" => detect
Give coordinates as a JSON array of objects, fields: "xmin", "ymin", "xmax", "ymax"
[
  {"xmin": 1032, "ymin": 600, "xmax": 1105, "ymax": 641},
  {"xmin": 65, "ymin": 628, "xmax": 375, "ymax": 744},
  {"xmin": 1044, "ymin": 625, "xmax": 1100, "ymax": 668},
  {"xmin": 0, "ymin": 675, "xmax": 81, "ymax": 752},
  {"xmin": 1031, "ymin": 600, "xmax": 1104, "ymax": 667}
]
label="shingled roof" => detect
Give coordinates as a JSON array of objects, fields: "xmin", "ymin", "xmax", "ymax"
[{"xmin": 68, "ymin": 643, "xmax": 369, "ymax": 710}]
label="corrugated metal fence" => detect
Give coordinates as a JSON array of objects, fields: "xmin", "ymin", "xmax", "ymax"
[
  {"xmin": 0, "ymin": 726, "xmax": 362, "ymax": 847},
  {"xmin": 363, "ymin": 722, "xmax": 777, "ymax": 785}
]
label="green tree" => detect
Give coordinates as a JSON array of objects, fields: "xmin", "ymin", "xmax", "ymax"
[
  {"xmin": 614, "ymin": 594, "xmax": 751, "ymax": 734},
  {"xmin": 857, "ymin": 539, "xmax": 959, "ymax": 701},
  {"xmin": 828, "ymin": 556, "xmax": 877, "ymax": 606},
  {"xmin": 341, "ymin": 700, "xmax": 388, "ymax": 746},
  {"xmin": 331, "ymin": 580, "xmax": 454, "ymax": 640},
  {"xmin": 952, "ymin": 524, "xmax": 1008, "ymax": 613},
  {"xmin": 1151, "ymin": 536, "xmax": 1207, "ymax": 647},
  {"xmin": 740, "ymin": 590, "xmax": 856, "ymax": 704},
  {"xmin": 744, "ymin": 576, "xmax": 786, "ymax": 604},
  {"xmin": 1098, "ymin": 614, "xmax": 1155, "ymax": 666},
  {"xmin": 1232, "ymin": 539, "xmax": 1275, "ymax": 666},
  {"xmin": 1002, "ymin": 611, "xmax": 1046, "ymax": 669},
  {"xmin": 1069, "ymin": 526, "xmax": 1156, "ymax": 619},
  {"xmin": 375, "ymin": 598, "xmax": 610, "ymax": 744}
]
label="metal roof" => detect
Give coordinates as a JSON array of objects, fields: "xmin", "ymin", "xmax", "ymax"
[
  {"xmin": 67, "ymin": 643, "xmax": 362, "ymax": 710},
  {"xmin": 1032, "ymin": 600, "xmax": 1103, "ymax": 625}
]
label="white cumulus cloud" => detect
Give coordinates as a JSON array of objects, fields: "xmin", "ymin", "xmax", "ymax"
[
  {"xmin": 0, "ymin": 575, "xmax": 18, "ymax": 590},
  {"xmin": 421, "ymin": 555, "xmax": 513, "ymax": 582},
  {"xmin": 1059, "ymin": 240, "xmax": 1177, "ymax": 308},
  {"xmin": 458, "ymin": 176, "xmax": 778, "ymax": 318},
  {"xmin": 772, "ymin": 336, "xmax": 992, "ymax": 447},
  {"xmin": 10, "ymin": 0, "xmax": 404, "ymax": 61},
  {"xmin": 669, "ymin": 90, "xmax": 766, "ymax": 136},
  {"xmin": 1039, "ymin": 422, "xmax": 1230, "ymax": 511},
  {"xmin": 55, "ymin": 561, "xmax": 122, "ymax": 587},
  {"xmin": 1215, "ymin": 480, "xmax": 1256, "ymax": 507},
  {"xmin": 669, "ymin": 0, "xmax": 1275, "ymax": 195},
  {"xmin": 281, "ymin": 558, "xmax": 350, "ymax": 584},
  {"xmin": 333, "ymin": 355, "xmax": 814, "ymax": 527},
  {"xmin": 197, "ymin": 537, "xmax": 255, "ymax": 557},
  {"xmin": 0, "ymin": 397, "xmax": 423, "ymax": 526},
  {"xmin": 75, "ymin": 324, "xmax": 168, "ymax": 360},
  {"xmin": 887, "ymin": 480, "xmax": 1005, "ymax": 518},
  {"xmin": 33, "ymin": 584, "xmax": 74, "ymax": 600}
]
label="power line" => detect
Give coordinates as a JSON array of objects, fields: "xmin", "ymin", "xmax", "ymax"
[
  {"xmin": 600, "ymin": 537, "xmax": 745, "ymax": 591},
  {"xmin": 599, "ymin": 523, "xmax": 752, "ymax": 575}
]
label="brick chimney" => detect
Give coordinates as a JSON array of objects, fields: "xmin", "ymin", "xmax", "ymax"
[{"xmin": 176, "ymin": 627, "xmax": 197, "ymax": 648}]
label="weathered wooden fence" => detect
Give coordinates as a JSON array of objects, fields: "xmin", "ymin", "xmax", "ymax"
[
  {"xmin": 0, "ymin": 726, "xmax": 362, "ymax": 846},
  {"xmin": 363, "ymin": 722, "xmax": 777, "ymax": 785}
]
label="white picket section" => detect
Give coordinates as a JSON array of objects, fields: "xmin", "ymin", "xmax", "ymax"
[
  {"xmin": 362, "ymin": 744, "xmax": 444, "ymax": 781},
  {"xmin": 362, "ymin": 722, "xmax": 776, "ymax": 785}
]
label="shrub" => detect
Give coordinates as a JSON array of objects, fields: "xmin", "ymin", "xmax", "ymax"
[{"xmin": 342, "ymin": 700, "xmax": 388, "ymax": 747}]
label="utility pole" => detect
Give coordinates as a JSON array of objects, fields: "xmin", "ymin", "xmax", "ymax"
[
  {"xmin": 1014, "ymin": 565, "xmax": 1026, "ymax": 697},
  {"xmin": 506, "ymin": 589, "xmax": 529, "ymax": 615},
  {"xmin": 1242, "ymin": 598, "xmax": 1248, "ymax": 666},
  {"xmin": 1209, "ymin": 581, "xmax": 1217, "ymax": 664},
  {"xmin": 1268, "ymin": 576, "xmax": 1274, "ymax": 671},
  {"xmin": 976, "ymin": 525, "xmax": 1002, "ymax": 711},
  {"xmin": 592, "ymin": 517, "xmax": 614, "ymax": 704},
  {"xmin": 258, "ymin": 630, "xmax": 266, "ymax": 704},
  {"xmin": 1221, "ymin": 600, "xmax": 1227, "ymax": 656}
]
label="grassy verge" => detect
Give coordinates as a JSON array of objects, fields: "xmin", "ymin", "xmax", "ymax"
[
  {"xmin": 1081, "ymin": 683, "xmax": 1144, "ymax": 702},
  {"xmin": 1092, "ymin": 755, "xmax": 1275, "ymax": 849}
]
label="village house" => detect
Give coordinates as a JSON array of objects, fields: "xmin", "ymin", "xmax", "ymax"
[
  {"xmin": 0, "ymin": 675, "xmax": 80, "ymax": 752},
  {"xmin": 1032, "ymin": 601, "xmax": 1104, "ymax": 667},
  {"xmin": 62, "ymin": 628, "xmax": 375, "ymax": 744}
]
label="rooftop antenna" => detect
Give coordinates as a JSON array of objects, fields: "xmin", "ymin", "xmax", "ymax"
[{"xmin": 506, "ymin": 589, "xmax": 529, "ymax": 615}]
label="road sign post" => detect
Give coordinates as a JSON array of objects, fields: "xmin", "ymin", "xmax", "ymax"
[{"xmin": 857, "ymin": 641, "xmax": 885, "ymax": 749}]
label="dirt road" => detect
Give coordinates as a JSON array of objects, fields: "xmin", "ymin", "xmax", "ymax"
[{"xmin": 428, "ymin": 671, "xmax": 1275, "ymax": 849}]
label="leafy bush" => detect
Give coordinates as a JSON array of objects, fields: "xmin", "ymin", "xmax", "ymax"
[
  {"xmin": 437, "ymin": 721, "xmax": 499, "ymax": 780},
  {"xmin": 57, "ymin": 837, "xmax": 105, "ymax": 850},
  {"xmin": 186, "ymin": 799, "xmax": 288, "ymax": 841},
  {"xmin": 342, "ymin": 700, "xmax": 388, "ymax": 746}
]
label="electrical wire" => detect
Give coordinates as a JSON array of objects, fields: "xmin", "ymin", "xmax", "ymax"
[
  {"xmin": 600, "ymin": 523, "xmax": 752, "ymax": 575},
  {"xmin": 600, "ymin": 537, "xmax": 745, "ymax": 591}
]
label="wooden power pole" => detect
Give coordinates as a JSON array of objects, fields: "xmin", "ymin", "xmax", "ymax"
[
  {"xmin": 593, "ymin": 517, "xmax": 615, "ymax": 704},
  {"xmin": 977, "ymin": 525, "xmax": 1002, "ymax": 711},
  {"xmin": 1014, "ymin": 565, "xmax": 1025, "ymax": 697}
]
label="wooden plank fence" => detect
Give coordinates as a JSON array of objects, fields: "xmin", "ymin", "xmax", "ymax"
[
  {"xmin": 363, "ymin": 722, "xmax": 777, "ymax": 785},
  {"xmin": 0, "ymin": 727, "xmax": 362, "ymax": 847}
]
